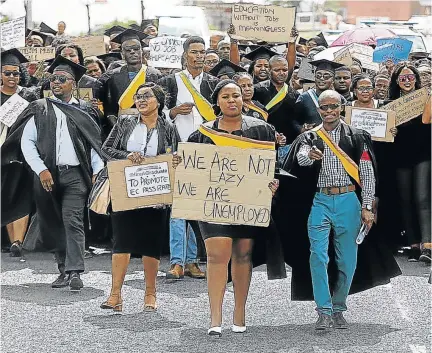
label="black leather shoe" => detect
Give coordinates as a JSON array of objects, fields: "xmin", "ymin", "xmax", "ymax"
[
  {"xmin": 51, "ymin": 273, "xmax": 68, "ymax": 288},
  {"xmin": 69, "ymin": 272, "xmax": 83, "ymax": 292},
  {"xmin": 332, "ymin": 312, "xmax": 348, "ymax": 329},
  {"xmin": 9, "ymin": 241, "xmax": 23, "ymax": 257},
  {"xmin": 315, "ymin": 313, "xmax": 333, "ymax": 331}
]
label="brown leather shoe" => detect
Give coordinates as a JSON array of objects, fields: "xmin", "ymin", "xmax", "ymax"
[
  {"xmin": 184, "ymin": 263, "xmax": 206, "ymax": 279},
  {"xmin": 166, "ymin": 264, "xmax": 184, "ymax": 280}
]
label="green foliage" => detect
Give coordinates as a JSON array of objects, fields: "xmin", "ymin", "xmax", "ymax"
[
  {"xmin": 1, "ymin": 15, "xmax": 10, "ymax": 23},
  {"xmin": 92, "ymin": 19, "xmax": 139, "ymax": 35},
  {"xmin": 268, "ymin": 0, "xmax": 301, "ymax": 8}
]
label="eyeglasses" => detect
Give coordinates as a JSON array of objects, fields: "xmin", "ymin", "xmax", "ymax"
[
  {"xmin": 319, "ymin": 103, "xmax": 340, "ymax": 111},
  {"xmin": 49, "ymin": 74, "xmax": 73, "ymax": 83},
  {"xmin": 2, "ymin": 70, "xmax": 20, "ymax": 77},
  {"xmin": 356, "ymin": 86, "xmax": 374, "ymax": 92},
  {"xmin": 315, "ymin": 73, "xmax": 334, "ymax": 80},
  {"xmin": 134, "ymin": 92, "xmax": 155, "ymax": 101},
  {"xmin": 398, "ymin": 74, "xmax": 416, "ymax": 83}
]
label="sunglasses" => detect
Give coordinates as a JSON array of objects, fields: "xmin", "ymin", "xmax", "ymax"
[
  {"xmin": 319, "ymin": 103, "xmax": 340, "ymax": 111},
  {"xmin": 398, "ymin": 74, "xmax": 416, "ymax": 83},
  {"xmin": 2, "ymin": 70, "xmax": 20, "ymax": 77},
  {"xmin": 356, "ymin": 86, "xmax": 374, "ymax": 92},
  {"xmin": 49, "ymin": 74, "xmax": 73, "ymax": 83},
  {"xmin": 315, "ymin": 73, "xmax": 334, "ymax": 80},
  {"xmin": 134, "ymin": 92, "xmax": 155, "ymax": 101}
]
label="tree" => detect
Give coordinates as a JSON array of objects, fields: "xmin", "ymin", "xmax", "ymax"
[
  {"xmin": 269, "ymin": 0, "xmax": 302, "ymax": 8},
  {"xmin": 92, "ymin": 19, "xmax": 139, "ymax": 35}
]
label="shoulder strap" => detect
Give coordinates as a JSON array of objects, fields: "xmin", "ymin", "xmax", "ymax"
[
  {"xmin": 118, "ymin": 65, "xmax": 147, "ymax": 110},
  {"xmin": 307, "ymin": 89, "xmax": 319, "ymax": 109}
]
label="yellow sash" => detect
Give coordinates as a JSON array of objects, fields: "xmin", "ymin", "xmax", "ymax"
[
  {"xmin": 198, "ymin": 125, "xmax": 275, "ymax": 150},
  {"xmin": 265, "ymin": 83, "xmax": 288, "ymax": 111},
  {"xmin": 313, "ymin": 124, "xmax": 361, "ymax": 186},
  {"xmin": 118, "ymin": 65, "xmax": 147, "ymax": 110},
  {"xmin": 179, "ymin": 72, "xmax": 216, "ymax": 122},
  {"xmin": 244, "ymin": 102, "xmax": 268, "ymax": 121}
]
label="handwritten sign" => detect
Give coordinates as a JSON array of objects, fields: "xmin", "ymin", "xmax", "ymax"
[
  {"xmin": 43, "ymin": 88, "xmax": 93, "ymax": 102},
  {"xmin": 336, "ymin": 43, "xmax": 379, "ymax": 72},
  {"xmin": 334, "ymin": 47, "xmax": 353, "ymax": 66},
  {"xmin": 172, "ymin": 143, "xmax": 276, "ymax": 227},
  {"xmin": 0, "ymin": 93, "xmax": 29, "ymax": 127},
  {"xmin": 107, "ymin": 155, "xmax": 174, "ymax": 212},
  {"xmin": 382, "ymin": 87, "xmax": 429, "ymax": 126},
  {"xmin": 0, "ymin": 17, "xmax": 25, "ymax": 50},
  {"xmin": 345, "ymin": 106, "xmax": 396, "ymax": 142},
  {"xmin": 298, "ymin": 58, "xmax": 314, "ymax": 82},
  {"xmin": 71, "ymin": 36, "xmax": 106, "ymax": 57},
  {"xmin": 148, "ymin": 36, "xmax": 185, "ymax": 69},
  {"xmin": 373, "ymin": 37, "xmax": 413, "ymax": 64},
  {"xmin": 231, "ymin": 4, "xmax": 296, "ymax": 43},
  {"xmin": 19, "ymin": 47, "xmax": 56, "ymax": 62}
]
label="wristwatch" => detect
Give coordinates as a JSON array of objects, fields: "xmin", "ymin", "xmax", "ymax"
[{"xmin": 364, "ymin": 205, "xmax": 372, "ymax": 211}]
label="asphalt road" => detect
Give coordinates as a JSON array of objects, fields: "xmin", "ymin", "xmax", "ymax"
[{"xmin": 1, "ymin": 251, "xmax": 430, "ymax": 353}]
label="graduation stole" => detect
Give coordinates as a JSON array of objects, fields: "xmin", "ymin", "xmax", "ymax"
[
  {"xmin": 265, "ymin": 83, "xmax": 288, "ymax": 111},
  {"xmin": 244, "ymin": 102, "xmax": 268, "ymax": 121},
  {"xmin": 179, "ymin": 72, "xmax": 216, "ymax": 122},
  {"xmin": 312, "ymin": 124, "xmax": 361, "ymax": 186},
  {"xmin": 198, "ymin": 124, "xmax": 275, "ymax": 150},
  {"xmin": 118, "ymin": 65, "xmax": 147, "ymax": 110}
]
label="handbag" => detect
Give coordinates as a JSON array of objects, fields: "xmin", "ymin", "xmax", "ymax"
[{"xmin": 88, "ymin": 167, "xmax": 111, "ymax": 215}]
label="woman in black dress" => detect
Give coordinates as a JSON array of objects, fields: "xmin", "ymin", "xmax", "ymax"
[
  {"xmin": 188, "ymin": 80, "xmax": 279, "ymax": 336},
  {"xmin": 100, "ymin": 83, "xmax": 180, "ymax": 312}
]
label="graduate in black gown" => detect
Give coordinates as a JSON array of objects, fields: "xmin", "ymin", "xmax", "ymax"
[{"xmin": 243, "ymin": 46, "xmax": 276, "ymax": 85}]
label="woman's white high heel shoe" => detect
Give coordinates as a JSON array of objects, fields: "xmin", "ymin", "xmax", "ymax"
[
  {"xmin": 208, "ymin": 326, "xmax": 222, "ymax": 337},
  {"xmin": 232, "ymin": 324, "xmax": 246, "ymax": 333}
]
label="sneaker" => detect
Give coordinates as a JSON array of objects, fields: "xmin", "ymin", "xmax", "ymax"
[
  {"xmin": 9, "ymin": 241, "xmax": 23, "ymax": 258},
  {"xmin": 332, "ymin": 312, "xmax": 348, "ymax": 329},
  {"xmin": 51, "ymin": 273, "xmax": 68, "ymax": 288},
  {"xmin": 419, "ymin": 249, "xmax": 432, "ymax": 264},
  {"xmin": 184, "ymin": 263, "xmax": 206, "ymax": 279},
  {"xmin": 69, "ymin": 272, "xmax": 83, "ymax": 292},
  {"xmin": 408, "ymin": 247, "xmax": 421, "ymax": 262},
  {"xmin": 315, "ymin": 313, "xmax": 333, "ymax": 331},
  {"xmin": 166, "ymin": 264, "xmax": 184, "ymax": 280}
]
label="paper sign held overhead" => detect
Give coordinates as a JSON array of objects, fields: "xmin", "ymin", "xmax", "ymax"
[
  {"xmin": 336, "ymin": 43, "xmax": 379, "ymax": 72},
  {"xmin": 345, "ymin": 106, "xmax": 396, "ymax": 142},
  {"xmin": 373, "ymin": 37, "xmax": 413, "ymax": 64},
  {"xmin": 148, "ymin": 36, "xmax": 186, "ymax": 69},
  {"xmin": 0, "ymin": 93, "xmax": 29, "ymax": 128},
  {"xmin": 71, "ymin": 36, "xmax": 106, "ymax": 57},
  {"xmin": 107, "ymin": 154, "xmax": 175, "ymax": 212},
  {"xmin": 334, "ymin": 48, "xmax": 353, "ymax": 67},
  {"xmin": 1, "ymin": 17, "xmax": 25, "ymax": 50},
  {"xmin": 18, "ymin": 47, "xmax": 56, "ymax": 62},
  {"xmin": 172, "ymin": 143, "xmax": 276, "ymax": 227},
  {"xmin": 231, "ymin": 4, "xmax": 296, "ymax": 43}
]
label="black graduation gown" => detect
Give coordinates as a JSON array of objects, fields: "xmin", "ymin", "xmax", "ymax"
[
  {"xmin": 275, "ymin": 123, "xmax": 402, "ymax": 300},
  {"xmin": 187, "ymin": 117, "xmax": 287, "ymax": 281},
  {"xmin": 252, "ymin": 80, "xmax": 300, "ymax": 144},
  {"xmin": 243, "ymin": 100, "xmax": 268, "ymax": 121},
  {"xmin": 293, "ymin": 89, "xmax": 322, "ymax": 129},
  {"xmin": 1, "ymin": 98, "xmax": 103, "ymax": 251}
]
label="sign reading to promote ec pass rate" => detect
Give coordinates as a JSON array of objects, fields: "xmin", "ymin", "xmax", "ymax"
[{"xmin": 373, "ymin": 37, "xmax": 413, "ymax": 64}]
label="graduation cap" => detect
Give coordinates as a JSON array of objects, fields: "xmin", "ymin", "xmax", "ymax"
[
  {"xmin": 209, "ymin": 59, "xmax": 246, "ymax": 79},
  {"xmin": 40, "ymin": 22, "xmax": 57, "ymax": 36},
  {"xmin": 28, "ymin": 30, "xmax": 50, "ymax": 46},
  {"xmin": 409, "ymin": 51, "xmax": 431, "ymax": 60},
  {"xmin": 104, "ymin": 25, "xmax": 126, "ymax": 37},
  {"xmin": 309, "ymin": 59, "xmax": 344, "ymax": 73},
  {"xmin": 243, "ymin": 46, "xmax": 278, "ymax": 62},
  {"xmin": 298, "ymin": 37, "xmax": 307, "ymax": 46},
  {"xmin": 47, "ymin": 55, "xmax": 87, "ymax": 82},
  {"xmin": 142, "ymin": 19, "xmax": 159, "ymax": 29},
  {"xmin": 316, "ymin": 32, "xmax": 328, "ymax": 48},
  {"xmin": 129, "ymin": 23, "xmax": 142, "ymax": 31},
  {"xmin": 1, "ymin": 48, "xmax": 29, "ymax": 67},
  {"xmin": 97, "ymin": 52, "xmax": 122, "ymax": 63},
  {"xmin": 111, "ymin": 28, "xmax": 148, "ymax": 44}
]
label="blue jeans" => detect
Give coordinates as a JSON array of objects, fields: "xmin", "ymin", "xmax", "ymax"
[
  {"xmin": 307, "ymin": 191, "xmax": 362, "ymax": 316},
  {"xmin": 169, "ymin": 218, "xmax": 198, "ymax": 266}
]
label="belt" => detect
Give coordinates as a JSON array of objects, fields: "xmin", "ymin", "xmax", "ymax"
[
  {"xmin": 57, "ymin": 164, "xmax": 79, "ymax": 172},
  {"xmin": 317, "ymin": 185, "xmax": 355, "ymax": 195}
]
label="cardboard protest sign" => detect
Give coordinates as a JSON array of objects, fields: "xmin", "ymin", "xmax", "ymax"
[
  {"xmin": 43, "ymin": 88, "xmax": 93, "ymax": 102},
  {"xmin": 336, "ymin": 43, "xmax": 379, "ymax": 71},
  {"xmin": 0, "ymin": 93, "xmax": 29, "ymax": 127},
  {"xmin": 172, "ymin": 143, "xmax": 276, "ymax": 227},
  {"xmin": 231, "ymin": 4, "xmax": 296, "ymax": 43},
  {"xmin": 345, "ymin": 106, "xmax": 396, "ymax": 142},
  {"xmin": 107, "ymin": 154, "xmax": 174, "ymax": 212},
  {"xmin": 373, "ymin": 37, "xmax": 413, "ymax": 64},
  {"xmin": 382, "ymin": 87, "xmax": 429, "ymax": 126},
  {"xmin": 148, "ymin": 36, "xmax": 185, "ymax": 69},
  {"xmin": 32, "ymin": 61, "xmax": 46, "ymax": 80},
  {"xmin": 71, "ymin": 36, "xmax": 106, "ymax": 57},
  {"xmin": 298, "ymin": 58, "xmax": 315, "ymax": 82},
  {"xmin": 1, "ymin": 17, "xmax": 25, "ymax": 50},
  {"xmin": 334, "ymin": 47, "xmax": 353, "ymax": 66},
  {"xmin": 19, "ymin": 47, "xmax": 56, "ymax": 62}
]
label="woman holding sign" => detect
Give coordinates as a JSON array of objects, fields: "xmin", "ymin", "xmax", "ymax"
[
  {"xmin": 99, "ymin": 83, "xmax": 180, "ymax": 312},
  {"xmin": 389, "ymin": 63, "xmax": 431, "ymax": 263},
  {"xmin": 188, "ymin": 79, "xmax": 281, "ymax": 337}
]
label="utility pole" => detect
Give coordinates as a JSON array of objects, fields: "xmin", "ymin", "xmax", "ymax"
[
  {"xmin": 86, "ymin": 4, "xmax": 91, "ymax": 35},
  {"xmin": 23, "ymin": 0, "xmax": 33, "ymax": 30},
  {"xmin": 141, "ymin": 0, "xmax": 145, "ymax": 25}
]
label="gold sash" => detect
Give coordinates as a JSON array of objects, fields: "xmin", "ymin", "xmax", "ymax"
[
  {"xmin": 118, "ymin": 65, "xmax": 147, "ymax": 110},
  {"xmin": 244, "ymin": 102, "xmax": 268, "ymax": 121},
  {"xmin": 179, "ymin": 72, "xmax": 216, "ymax": 122},
  {"xmin": 265, "ymin": 83, "xmax": 288, "ymax": 111},
  {"xmin": 198, "ymin": 125, "xmax": 275, "ymax": 150}
]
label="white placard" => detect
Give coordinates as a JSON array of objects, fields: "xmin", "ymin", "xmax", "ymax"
[
  {"xmin": 148, "ymin": 36, "xmax": 185, "ymax": 69},
  {"xmin": 124, "ymin": 162, "xmax": 171, "ymax": 198},
  {"xmin": 0, "ymin": 93, "xmax": 29, "ymax": 127},
  {"xmin": 350, "ymin": 108, "xmax": 387, "ymax": 138},
  {"xmin": 0, "ymin": 17, "xmax": 25, "ymax": 50}
]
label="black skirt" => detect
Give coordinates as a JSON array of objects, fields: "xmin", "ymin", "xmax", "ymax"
[
  {"xmin": 111, "ymin": 207, "xmax": 168, "ymax": 259},
  {"xmin": 196, "ymin": 221, "xmax": 259, "ymax": 241}
]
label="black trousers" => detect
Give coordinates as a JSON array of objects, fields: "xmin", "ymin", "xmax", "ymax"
[{"xmin": 53, "ymin": 167, "xmax": 88, "ymax": 273}]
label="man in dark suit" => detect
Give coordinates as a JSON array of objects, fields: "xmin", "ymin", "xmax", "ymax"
[{"xmin": 157, "ymin": 36, "xmax": 219, "ymax": 280}]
